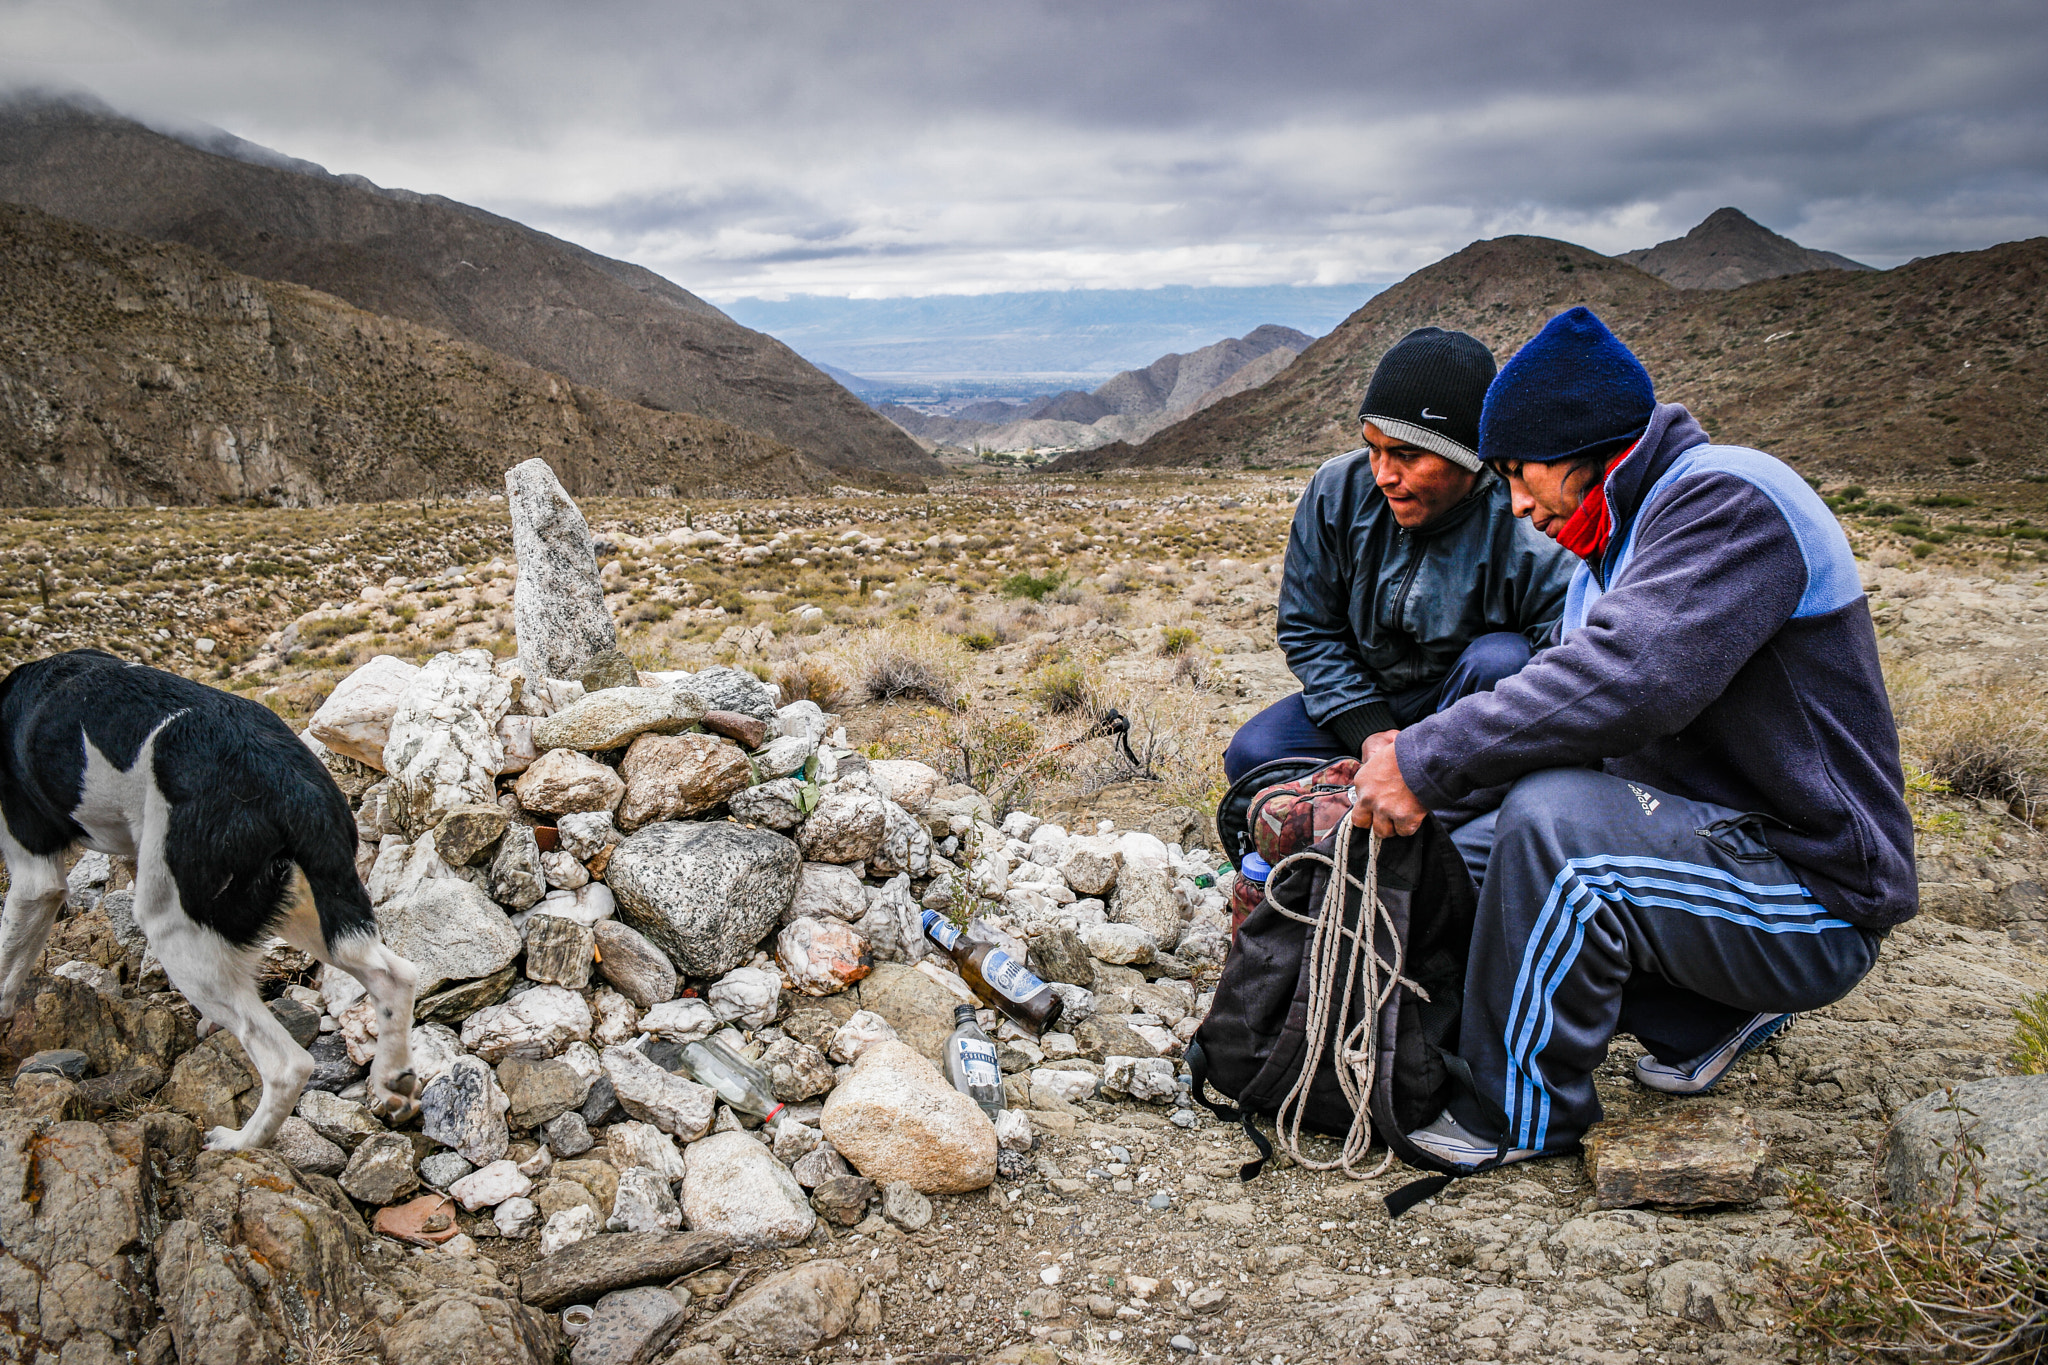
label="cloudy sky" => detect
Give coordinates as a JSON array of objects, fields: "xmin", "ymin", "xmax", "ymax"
[{"xmin": 2, "ymin": 0, "xmax": 2042, "ymax": 300}]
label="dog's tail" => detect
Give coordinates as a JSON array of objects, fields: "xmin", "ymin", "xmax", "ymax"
[{"xmin": 288, "ymin": 790, "xmax": 381, "ymax": 947}]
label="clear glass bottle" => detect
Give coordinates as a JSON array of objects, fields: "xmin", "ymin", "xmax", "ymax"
[
  {"xmin": 922, "ymin": 910, "xmax": 1064, "ymax": 1034},
  {"xmin": 944, "ymin": 1003, "xmax": 1005, "ymax": 1117},
  {"xmin": 674, "ymin": 1035, "xmax": 786, "ymax": 1128}
]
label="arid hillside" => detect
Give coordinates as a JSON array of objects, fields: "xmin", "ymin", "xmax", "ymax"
[
  {"xmin": 1061, "ymin": 233, "xmax": 2048, "ymax": 484},
  {"xmin": 0, "ymin": 96, "xmax": 939, "ymax": 482},
  {"xmin": 0, "ymin": 202, "xmax": 835, "ymax": 506}
]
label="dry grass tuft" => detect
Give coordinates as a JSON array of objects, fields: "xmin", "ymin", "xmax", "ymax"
[
  {"xmin": 846, "ymin": 625, "xmax": 966, "ymax": 708},
  {"xmin": 2012, "ymin": 992, "xmax": 2048, "ymax": 1076},
  {"xmin": 1901, "ymin": 676, "xmax": 2048, "ymax": 822},
  {"xmin": 773, "ymin": 653, "xmax": 848, "ymax": 710}
]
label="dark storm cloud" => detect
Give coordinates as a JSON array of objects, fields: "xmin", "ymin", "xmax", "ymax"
[{"xmin": 1, "ymin": 0, "xmax": 2041, "ymax": 294}]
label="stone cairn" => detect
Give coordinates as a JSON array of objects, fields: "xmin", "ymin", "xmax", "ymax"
[{"xmin": 274, "ymin": 459, "xmax": 1236, "ymax": 1261}]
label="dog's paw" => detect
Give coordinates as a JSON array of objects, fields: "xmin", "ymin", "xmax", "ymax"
[
  {"xmin": 368, "ymin": 1069, "xmax": 422, "ymax": 1123},
  {"xmin": 203, "ymin": 1124, "xmax": 256, "ymax": 1152}
]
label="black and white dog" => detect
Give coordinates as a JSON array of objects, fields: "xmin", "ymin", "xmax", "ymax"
[{"xmin": 0, "ymin": 650, "xmax": 419, "ymax": 1149}]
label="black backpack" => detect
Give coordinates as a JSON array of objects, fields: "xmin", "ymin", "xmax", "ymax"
[{"xmin": 1187, "ymin": 813, "xmax": 1506, "ymax": 1216}]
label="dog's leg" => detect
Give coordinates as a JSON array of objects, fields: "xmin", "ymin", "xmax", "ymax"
[
  {"xmin": 139, "ymin": 852, "xmax": 312, "ymax": 1151},
  {"xmin": 0, "ymin": 827, "xmax": 67, "ymax": 1016},
  {"xmin": 324, "ymin": 930, "xmax": 422, "ymax": 1124},
  {"xmin": 271, "ymin": 876, "xmax": 421, "ymax": 1124}
]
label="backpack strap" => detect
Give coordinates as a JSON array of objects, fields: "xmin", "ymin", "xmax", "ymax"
[
  {"xmin": 1379, "ymin": 1049, "xmax": 1518, "ymax": 1217},
  {"xmin": 1184, "ymin": 1040, "xmax": 1276, "ymax": 1181}
]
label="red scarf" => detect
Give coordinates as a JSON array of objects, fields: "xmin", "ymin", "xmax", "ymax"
[{"xmin": 1554, "ymin": 444, "xmax": 1638, "ymax": 560}]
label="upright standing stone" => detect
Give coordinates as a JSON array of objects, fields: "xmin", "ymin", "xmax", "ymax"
[{"xmin": 508, "ymin": 458, "xmax": 618, "ymax": 682}]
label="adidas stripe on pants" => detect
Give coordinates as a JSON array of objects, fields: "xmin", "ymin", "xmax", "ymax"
[{"xmin": 1447, "ymin": 768, "xmax": 1883, "ymax": 1153}]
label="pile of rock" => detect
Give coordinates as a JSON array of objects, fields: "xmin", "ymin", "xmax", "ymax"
[{"xmin": 252, "ymin": 460, "xmax": 1231, "ymax": 1267}]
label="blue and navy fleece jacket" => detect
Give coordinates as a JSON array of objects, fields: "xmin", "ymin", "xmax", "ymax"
[{"xmin": 1397, "ymin": 402, "xmax": 1918, "ymax": 929}]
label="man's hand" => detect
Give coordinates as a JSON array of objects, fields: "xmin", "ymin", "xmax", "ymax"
[{"xmin": 1350, "ymin": 730, "xmax": 1428, "ymax": 837}]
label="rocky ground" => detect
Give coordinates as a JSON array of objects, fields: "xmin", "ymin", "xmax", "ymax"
[{"xmin": 1, "ymin": 462, "xmax": 2045, "ymax": 1365}]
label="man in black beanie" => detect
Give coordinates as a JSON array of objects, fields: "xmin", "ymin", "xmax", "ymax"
[{"xmin": 1223, "ymin": 327, "xmax": 1575, "ymax": 840}]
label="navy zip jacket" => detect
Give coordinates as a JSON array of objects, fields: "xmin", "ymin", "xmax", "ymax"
[
  {"xmin": 1278, "ymin": 451, "xmax": 1575, "ymax": 750},
  {"xmin": 1398, "ymin": 402, "xmax": 1917, "ymax": 929}
]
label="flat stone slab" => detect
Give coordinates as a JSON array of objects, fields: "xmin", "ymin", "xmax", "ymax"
[
  {"xmin": 520, "ymin": 1230, "xmax": 734, "ymax": 1310},
  {"xmin": 1583, "ymin": 1103, "xmax": 1766, "ymax": 1209}
]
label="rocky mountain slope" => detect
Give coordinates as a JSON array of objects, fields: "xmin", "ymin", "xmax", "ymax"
[
  {"xmin": 0, "ymin": 94, "xmax": 938, "ymax": 483},
  {"xmin": 1619, "ymin": 206, "xmax": 1873, "ymax": 290},
  {"xmin": 1057, "ymin": 232, "xmax": 2047, "ymax": 483},
  {"xmin": 882, "ymin": 325, "xmax": 1311, "ymax": 453},
  {"xmin": 0, "ymin": 202, "xmax": 831, "ymax": 506}
]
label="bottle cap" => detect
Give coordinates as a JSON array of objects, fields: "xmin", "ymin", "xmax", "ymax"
[
  {"xmin": 954, "ymin": 1003, "xmax": 978, "ymax": 1025},
  {"xmin": 1240, "ymin": 852, "xmax": 1272, "ymax": 881}
]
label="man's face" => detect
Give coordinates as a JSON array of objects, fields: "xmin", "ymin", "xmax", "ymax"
[
  {"xmin": 1363, "ymin": 421, "xmax": 1478, "ymax": 528},
  {"xmin": 1496, "ymin": 460, "xmax": 1593, "ymax": 540}
]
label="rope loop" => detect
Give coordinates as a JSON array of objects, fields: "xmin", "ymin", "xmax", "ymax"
[{"xmin": 1266, "ymin": 816, "xmax": 1406, "ymax": 1179}]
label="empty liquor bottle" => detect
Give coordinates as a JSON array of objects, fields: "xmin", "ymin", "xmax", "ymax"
[
  {"xmin": 944, "ymin": 1004, "xmax": 1005, "ymax": 1117},
  {"xmin": 674, "ymin": 1035, "xmax": 786, "ymax": 1128},
  {"xmin": 921, "ymin": 910, "xmax": 1064, "ymax": 1034}
]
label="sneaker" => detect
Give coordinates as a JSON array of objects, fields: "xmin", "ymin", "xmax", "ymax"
[
  {"xmin": 1405, "ymin": 1109, "xmax": 1538, "ymax": 1170},
  {"xmin": 1634, "ymin": 1012, "xmax": 1794, "ymax": 1095}
]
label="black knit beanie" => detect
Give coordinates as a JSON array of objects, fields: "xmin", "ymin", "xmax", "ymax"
[{"xmin": 1357, "ymin": 327, "xmax": 1497, "ymax": 472}]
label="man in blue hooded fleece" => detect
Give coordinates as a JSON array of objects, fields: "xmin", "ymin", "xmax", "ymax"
[{"xmin": 1346, "ymin": 306, "xmax": 1916, "ymax": 1168}]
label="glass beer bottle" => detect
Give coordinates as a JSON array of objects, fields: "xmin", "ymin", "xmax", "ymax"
[
  {"xmin": 675, "ymin": 1035, "xmax": 787, "ymax": 1128},
  {"xmin": 921, "ymin": 910, "xmax": 1064, "ymax": 1034},
  {"xmin": 944, "ymin": 1004, "xmax": 1005, "ymax": 1116}
]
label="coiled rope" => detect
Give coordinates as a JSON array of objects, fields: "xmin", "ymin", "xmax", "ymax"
[{"xmin": 1261, "ymin": 816, "xmax": 1408, "ymax": 1179}]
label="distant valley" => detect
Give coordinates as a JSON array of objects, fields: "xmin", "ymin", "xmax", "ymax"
[{"xmin": 875, "ymin": 325, "xmax": 1313, "ymax": 455}]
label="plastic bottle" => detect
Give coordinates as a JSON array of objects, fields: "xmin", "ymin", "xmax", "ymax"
[
  {"xmin": 673, "ymin": 1035, "xmax": 786, "ymax": 1128},
  {"xmin": 1228, "ymin": 850, "xmax": 1271, "ymax": 938},
  {"xmin": 944, "ymin": 1003, "xmax": 1005, "ymax": 1116},
  {"xmin": 921, "ymin": 910, "xmax": 1064, "ymax": 1034}
]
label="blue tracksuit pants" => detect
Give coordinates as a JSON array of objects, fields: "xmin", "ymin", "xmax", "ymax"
[{"xmin": 1448, "ymin": 767, "xmax": 1883, "ymax": 1153}]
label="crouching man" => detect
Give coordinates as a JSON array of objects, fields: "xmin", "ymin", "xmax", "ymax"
[
  {"xmin": 1224, "ymin": 327, "xmax": 1575, "ymax": 784},
  {"xmin": 1348, "ymin": 307, "xmax": 1916, "ymax": 1168}
]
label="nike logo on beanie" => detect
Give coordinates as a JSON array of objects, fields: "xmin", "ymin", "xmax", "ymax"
[{"xmin": 1420, "ymin": 408, "xmax": 1446, "ymax": 420}]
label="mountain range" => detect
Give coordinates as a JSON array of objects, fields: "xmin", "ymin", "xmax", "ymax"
[
  {"xmin": 878, "ymin": 325, "xmax": 1313, "ymax": 452},
  {"xmin": 1053, "ymin": 219, "xmax": 2045, "ymax": 483},
  {"xmin": 0, "ymin": 92, "xmax": 937, "ymax": 503}
]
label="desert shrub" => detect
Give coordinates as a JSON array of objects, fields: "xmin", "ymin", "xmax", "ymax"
[
  {"xmin": 851, "ymin": 627, "xmax": 965, "ymax": 708},
  {"xmin": 774, "ymin": 654, "xmax": 848, "ymax": 711},
  {"xmin": 958, "ymin": 628, "xmax": 999, "ymax": 652},
  {"xmin": 1172, "ymin": 650, "xmax": 1212, "ymax": 688},
  {"xmin": 299, "ymin": 614, "xmax": 366, "ymax": 646},
  {"xmin": 2012, "ymin": 992, "xmax": 2048, "ymax": 1075},
  {"xmin": 622, "ymin": 600, "xmax": 673, "ymax": 625},
  {"xmin": 1029, "ymin": 659, "xmax": 1095, "ymax": 715},
  {"xmin": 1001, "ymin": 569, "xmax": 1064, "ymax": 601},
  {"xmin": 1160, "ymin": 625, "xmax": 1199, "ymax": 656},
  {"xmin": 1763, "ymin": 1095, "xmax": 2048, "ymax": 1362},
  {"xmin": 1910, "ymin": 678, "xmax": 2048, "ymax": 820}
]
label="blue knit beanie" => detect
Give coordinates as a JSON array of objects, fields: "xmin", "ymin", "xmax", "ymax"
[{"xmin": 1479, "ymin": 306, "xmax": 1655, "ymax": 465}]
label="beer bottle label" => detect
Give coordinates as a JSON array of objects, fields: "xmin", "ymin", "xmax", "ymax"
[
  {"xmin": 954, "ymin": 1038, "xmax": 1000, "ymax": 1089},
  {"xmin": 982, "ymin": 950, "xmax": 1047, "ymax": 1004},
  {"xmin": 922, "ymin": 910, "xmax": 961, "ymax": 950}
]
